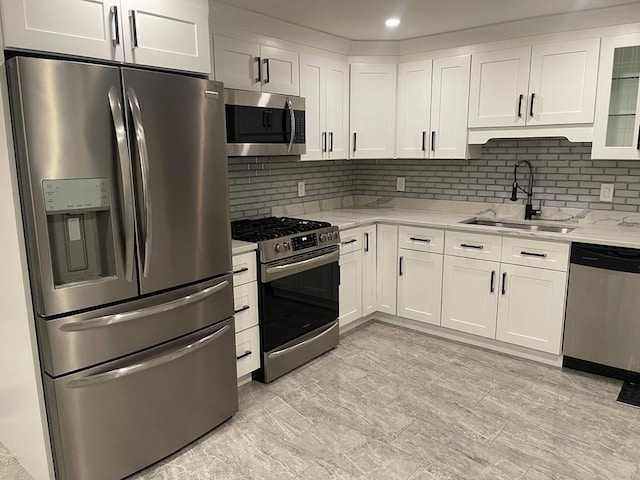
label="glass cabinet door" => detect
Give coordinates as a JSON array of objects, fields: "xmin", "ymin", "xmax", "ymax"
[{"xmin": 593, "ymin": 34, "xmax": 640, "ymax": 160}]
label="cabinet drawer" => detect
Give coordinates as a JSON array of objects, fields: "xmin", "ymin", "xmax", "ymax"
[
  {"xmin": 445, "ymin": 230, "xmax": 502, "ymax": 261},
  {"xmin": 233, "ymin": 282, "xmax": 258, "ymax": 332},
  {"xmin": 501, "ymin": 237, "xmax": 570, "ymax": 272},
  {"xmin": 236, "ymin": 326, "xmax": 260, "ymax": 378},
  {"xmin": 340, "ymin": 228, "xmax": 363, "ymax": 254},
  {"xmin": 398, "ymin": 226, "xmax": 445, "ymax": 254},
  {"xmin": 232, "ymin": 252, "xmax": 257, "ymax": 286}
]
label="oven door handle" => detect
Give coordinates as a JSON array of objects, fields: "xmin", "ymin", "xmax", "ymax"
[
  {"xmin": 263, "ymin": 249, "xmax": 339, "ymax": 282},
  {"xmin": 267, "ymin": 322, "xmax": 339, "ymax": 359}
]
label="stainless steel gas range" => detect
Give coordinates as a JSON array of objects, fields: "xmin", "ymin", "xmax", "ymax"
[{"xmin": 231, "ymin": 217, "xmax": 341, "ymax": 382}]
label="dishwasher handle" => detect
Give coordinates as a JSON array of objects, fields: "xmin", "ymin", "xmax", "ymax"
[{"xmin": 570, "ymin": 242, "xmax": 640, "ymax": 274}]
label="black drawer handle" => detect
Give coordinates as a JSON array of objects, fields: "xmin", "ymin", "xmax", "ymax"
[
  {"xmin": 409, "ymin": 237, "xmax": 431, "ymax": 243},
  {"xmin": 341, "ymin": 239, "xmax": 358, "ymax": 245},
  {"xmin": 460, "ymin": 243, "xmax": 484, "ymax": 250},
  {"xmin": 520, "ymin": 251, "xmax": 547, "ymax": 258},
  {"xmin": 233, "ymin": 267, "xmax": 249, "ymax": 274},
  {"xmin": 234, "ymin": 305, "xmax": 250, "ymax": 314},
  {"xmin": 236, "ymin": 350, "xmax": 252, "ymax": 360}
]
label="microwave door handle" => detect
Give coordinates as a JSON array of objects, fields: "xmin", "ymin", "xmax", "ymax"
[
  {"xmin": 107, "ymin": 87, "xmax": 135, "ymax": 282},
  {"xmin": 126, "ymin": 87, "xmax": 153, "ymax": 278},
  {"xmin": 286, "ymin": 97, "xmax": 295, "ymax": 153}
]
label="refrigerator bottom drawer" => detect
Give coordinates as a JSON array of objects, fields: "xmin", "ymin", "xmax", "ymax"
[{"xmin": 45, "ymin": 318, "xmax": 238, "ymax": 480}]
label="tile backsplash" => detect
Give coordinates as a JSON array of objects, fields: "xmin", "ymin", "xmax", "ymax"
[{"xmin": 228, "ymin": 138, "xmax": 640, "ymax": 219}]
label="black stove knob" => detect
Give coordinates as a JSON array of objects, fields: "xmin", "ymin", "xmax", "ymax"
[
  {"xmin": 274, "ymin": 243, "xmax": 282, "ymax": 252},
  {"xmin": 283, "ymin": 242, "xmax": 291, "ymax": 250},
  {"xmin": 320, "ymin": 233, "xmax": 327, "ymax": 242}
]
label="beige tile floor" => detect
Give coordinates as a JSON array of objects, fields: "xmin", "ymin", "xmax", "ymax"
[{"xmin": 2, "ymin": 320, "xmax": 638, "ymax": 479}]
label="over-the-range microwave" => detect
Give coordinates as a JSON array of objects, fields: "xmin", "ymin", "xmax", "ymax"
[{"xmin": 224, "ymin": 88, "xmax": 305, "ymax": 156}]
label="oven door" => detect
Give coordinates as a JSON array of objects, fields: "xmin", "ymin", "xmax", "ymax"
[{"xmin": 258, "ymin": 247, "xmax": 339, "ymax": 381}]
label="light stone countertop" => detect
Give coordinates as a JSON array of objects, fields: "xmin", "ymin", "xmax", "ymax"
[
  {"xmin": 297, "ymin": 207, "xmax": 640, "ymax": 249},
  {"xmin": 232, "ymin": 239, "xmax": 257, "ymax": 256}
]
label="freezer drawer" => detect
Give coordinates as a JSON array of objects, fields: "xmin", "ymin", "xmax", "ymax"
[
  {"xmin": 38, "ymin": 274, "xmax": 233, "ymax": 376},
  {"xmin": 45, "ymin": 318, "xmax": 238, "ymax": 480}
]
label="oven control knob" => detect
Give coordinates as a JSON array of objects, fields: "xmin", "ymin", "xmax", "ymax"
[
  {"xmin": 283, "ymin": 242, "xmax": 290, "ymax": 250},
  {"xmin": 332, "ymin": 232, "xmax": 339, "ymax": 240},
  {"xmin": 320, "ymin": 233, "xmax": 327, "ymax": 242},
  {"xmin": 274, "ymin": 243, "xmax": 282, "ymax": 252}
]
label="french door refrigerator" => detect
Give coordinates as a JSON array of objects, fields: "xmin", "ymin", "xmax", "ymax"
[{"xmin": 7, "ymin": 56, "xmax": 237, "ymax": 480}]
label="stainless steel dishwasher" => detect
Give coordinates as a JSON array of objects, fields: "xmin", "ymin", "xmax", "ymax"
[{"xmin": 564, "ymin": 242, "xmax": 640, "ymax": 378}]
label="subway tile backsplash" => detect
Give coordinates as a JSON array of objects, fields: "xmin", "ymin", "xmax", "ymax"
[{"xmin": 228, "ymin": 138, "xmax": 640, "ymax": 219}]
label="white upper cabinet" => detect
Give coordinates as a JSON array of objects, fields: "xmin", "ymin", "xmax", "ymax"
[
  {"xmin": 592, "ymin": 33, "xmax": 640, "ymax": 160},
  {"xmin": 350, "ymin": 63, "xmax": 397, "ymax": 159},
  {"xmin": 214, "ymin": 36, "xmax": 299, "ymax": 95},
  {"xmin": 396, "ymin": 60, "xmax": 432, "ymax": 158},
  {"xmin": 468, "ymin": 47, "xmax": 531, "ymax": 128},
  {"xmin": 431, "ymin": 55, "xmax": 471, "ymax": 159},
  {"xmin": 300, "ymin": 55, "xmax": 349, "ymax": 161},
  {"xmin": 469, "ymin": 39, "xmax": 599, "ymax": 128},
  {"xmin": 1, "ymin": 0, "xmax": 211, "ymax": 73}
]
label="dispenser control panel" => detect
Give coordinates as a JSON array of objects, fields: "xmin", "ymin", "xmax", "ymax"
[{"xmin": 43, "ymin": 178, "xmax": 110, "ymax": 212}]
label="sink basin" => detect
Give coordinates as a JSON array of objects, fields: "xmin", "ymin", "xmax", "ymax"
[{"xmin": 461, "ymin": 218, "xmax": 575, "ymax": 234}]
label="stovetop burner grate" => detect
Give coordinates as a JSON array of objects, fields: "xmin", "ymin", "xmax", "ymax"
[{"xmin": 231, "ymin": 217, "xmax": 331, "ymax": 243}]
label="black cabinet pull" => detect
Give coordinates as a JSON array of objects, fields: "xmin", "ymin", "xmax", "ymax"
[
  {"xmin": 490, "ymin": 270, "xmax": 495, "ymax": 293},
  {"xmin": 422, "ymin": 131, "xmax": 427, "ymax": 152},
  {"xmin": 501, "ymin": 272, "xmax": 507, "ymax": 295},
  {"xmin": 353, "ymin": 132, "xmax": 357, "ymax": 152},
  {"xmin": 520, "ymin": 251, "xmax": 547, "ymax": 258},
  {"xmin": 236, "ymin": 350, "xmax": 252, "ymax": 360},
  {"xmin": 256, "ymin": 57, "xmax": 262, "ymax": 83},
  {"xmin": 341, "ymin": 239, "xmax": 357, "ymax": 245},
  {"xmin": 130, "ymin": 10, "xmax": 139, "ymax": 48},
  {"xmin": 234, "ymin": 305, "xmax": 250, "ymax": 314},
  {"xmin": 529, "ymin": 93, "xmax": 535, "ymax": 117},
  {"xmin": 329, "ymin": 132, "xmax": 334, "ymax": 152},
  {"xmin": 233, "ymin": 267, "xmax": 249, "ymax": 275},
  {"xmin": 460, "ymin": 243, "xmax": 484, "ymax": 250},
  {"xmin": 364, "ymin": 233, "xmax": 369, "ymax": 252},
  {"xmin": 517, "ymin": 94, "xmax": 524, "ymax": 118},
  {"xmin": 264, "ymin": 58, "xmax": 270, "ymax": 83},
  {"xmin": 637, "ymin": 126, "xmax": 640, "ymax": 150},
  {"xmin": 409, "ymin": 237, "xmax": 430, "ymax": 243},
  {"xmin": 399, "ymin": 256, "xmax": 404, "ymax": 276},
  {"xmin": 431, "ymin": 131, "xmax": 435, "ymax": 152},
  {"xmin": 322, "ymin": 132, "xmax": 327, "ymax": 153}
]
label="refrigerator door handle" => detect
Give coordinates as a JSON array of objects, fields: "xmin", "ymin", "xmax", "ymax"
[
  {"xmin": 108, "ymin": 87, "xmax": 135, "ymax": 282},
  {"xmin": 65, "ymin": 324, "xmax": 231, "ymax": 387},
  {"xmin": 126, "ymin": 87, "xmax": 153, "ymax": 278},
  {"xmin": 60, "ymin": 280, "xmax": 230, "ymax": 332}
]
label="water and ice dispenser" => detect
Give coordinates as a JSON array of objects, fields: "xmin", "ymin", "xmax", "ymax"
[{"xmin": 43, "ymin": 179, "xmax": 116, "ymax": 287}]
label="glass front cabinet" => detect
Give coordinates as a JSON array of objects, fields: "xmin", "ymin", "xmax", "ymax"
[{"xmin": 593, "ymin": 33, "xmax": 640, "ymax": 159}]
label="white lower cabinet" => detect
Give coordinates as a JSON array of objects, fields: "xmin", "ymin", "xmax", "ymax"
[
  {"xmin": 495, "ymin": 264, "xmax": 567, "ymax": 354},
  {"xmin": 397, "ymin": 249, "xmax": 443, "ymax": 325},
  {"xmin": 339, "ymin": 249, "xmax": 363, "ymax": 328},
  {"xmin": 233, "ymin": 250, "xmax": 260, "ymax": 379},
  {"xmin": 362, "ymin": 225, "xmax": 377, "ymax": 316},
  {"xmin": 441, "ymin": 255, "xmax": 499, "ymax": 338},
  {"xmin": 376, "ymin": 224, "xmax": 399, "ymax": 314},
  {"xmin": 235, "ymin": 326, "xmax": 260, "ymax": 378}
]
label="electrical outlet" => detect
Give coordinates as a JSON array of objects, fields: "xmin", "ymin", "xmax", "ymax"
[
  {"xmin": 600, "ymin": 183, "xmax": 614, "ymax": 202},
  {"xmin": 297, "ymin": 181, "xmax": 306, "ymax": 197},
  {"xmin": 396, "ymin": 177, "xmax": 406, "ymax": 192}
]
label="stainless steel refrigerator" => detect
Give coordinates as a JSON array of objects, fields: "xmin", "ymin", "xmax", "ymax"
[{"xmin": 7, "ymin": 56, "xmax": 238, "ymax": 480}]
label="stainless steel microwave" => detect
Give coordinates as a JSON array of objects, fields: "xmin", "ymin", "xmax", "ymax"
[{"xmin": 224, "ymin": 89, "xmax": 305, "ymax": 156}]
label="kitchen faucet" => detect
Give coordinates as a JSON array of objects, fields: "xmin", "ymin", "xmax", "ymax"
[{"xmin": 510, "ymin": 160, "xmax": 541, "ymax": 220}]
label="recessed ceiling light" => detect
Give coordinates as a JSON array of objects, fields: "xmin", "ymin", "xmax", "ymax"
[{"xmin": 385, "ymin": 18, "xmax": 401, "ymax": 28}]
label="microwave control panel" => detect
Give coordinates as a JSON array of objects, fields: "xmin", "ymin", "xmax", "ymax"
[{"xmin": 293, "ymin": 111, "xmax": 305, "ymax": 144}]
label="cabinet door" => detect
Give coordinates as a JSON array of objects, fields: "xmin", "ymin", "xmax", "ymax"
[
  {"xmin": 396, "ymin": 60, "xmax": 432, "ymax": 158},
  {"xmin": 592, "ymin": 33, "xmax": 640, "ymax": 160},
  {"xmin": 468, "ymin": 47, "xmax": 531, "ymax": 128},
  {"xmin": 1, "ymin": 0, "xmax": 124, "ymax": 61},
  {"xmin": 300, "ymin": 55, "xmax": 326, "ymax": 161},
  {"xmin": 213, "ymin": 36, "xmax": 261, "ymax": 91},
  {"xmin": 120, "ymin": 0, "xmax": 210, "ymax": 73},
  {"xmin": 376, "ymin": 224, "xmax": 398, "ymax": 315},
  {"xmin": 326, "ymin": 60, "xmax": 350, "ymax": 160},
  {"xmin": 430, "ymin": 55, "xmax": 471, "ymax": 159},
  {"xmin": 397, "ymin": 249, "xmax": 443, "ymax": 326},
  {"xmin": 260, "ymin": 45, "xmax": 300, "ymax": 96},
  {"xmin": 496, "ymin": 264, "xmax": 567, "ymax": 354},
  {"xmin": 339, "ymin": 250, "xmax": 363, "ymax": 329},
  {"xmin": 527, "ymin": 38, "xmax": 600, "ymax": 125},
  {"xmin": 350, "ymin": 64, "xmax": 397, "ymax": 159},
  {"xmin": 441, "ymin": 256, "xmax": 499, "ymax": 338},
  {"xmin": 362, "ymin": 225, "xmax": 377, "ymax": 317}
]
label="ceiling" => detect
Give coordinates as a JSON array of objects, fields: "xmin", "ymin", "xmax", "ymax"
[{"xmin": 215, "ymin": 0, "xmax": 640, "ymax": 41}]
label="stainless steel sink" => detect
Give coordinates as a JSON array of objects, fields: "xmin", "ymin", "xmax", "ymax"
[{"xmin": 461, "ymin": 218, "xmax": 575, "ymax": 234}]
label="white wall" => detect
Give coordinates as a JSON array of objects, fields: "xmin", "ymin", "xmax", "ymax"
[{"xmin": 0, "ymin": 22, "xmax": 55, "ymax": 480}]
